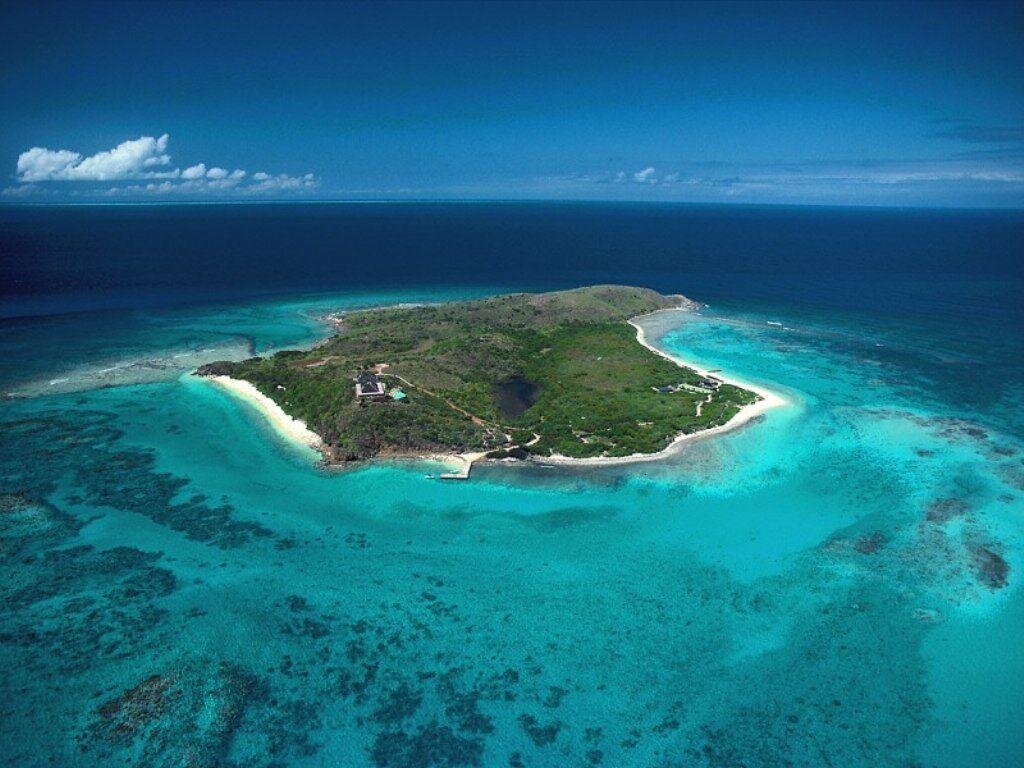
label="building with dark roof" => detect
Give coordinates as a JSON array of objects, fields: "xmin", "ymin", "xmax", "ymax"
[{"xmin": 355, "ymin": 371, "xmax": 386, "ymax": 399}]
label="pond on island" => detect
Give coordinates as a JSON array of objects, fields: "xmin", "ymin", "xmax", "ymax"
[{"xmin": 493, "ymin": 375, "xmax": 539, "ymax": 419}]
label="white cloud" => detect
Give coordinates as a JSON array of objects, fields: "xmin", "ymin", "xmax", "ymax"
[
  {"xmin": 112, "ymin": 170, "xmax": 316, "ymax": 197},
  {"xmin": 10, "ymin": 133, "xmax": 316, "ymax": 196},
  {"xmin": 246, "ymin": 172, "xmax": 318, "ymax": 194},
  {"xmin": 633, "ymin": 166, "xmax": 657, "ymax": 183},
  {"xmin": 181, "ymin": 163, "xmax": 206, "ymax": 180},
  {"xmin": 16, "ymin": 148, "xmax": 82, "ymax": 182},
  {"xmin": 17, "ymin": 134, "xmax": 173, "ymax": 181}
]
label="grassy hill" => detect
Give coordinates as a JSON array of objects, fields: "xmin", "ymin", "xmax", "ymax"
[{"xmin": 197, "ymin": 286, "xmax": 757, "ymax": 460}]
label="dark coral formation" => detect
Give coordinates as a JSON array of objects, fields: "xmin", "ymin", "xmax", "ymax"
[
  {"xmin": 0, "ymin": 409, "xmax": 274, "ymax": 549},
  {"xmin": 80, "ymin": 661, "xmax": 272, "ymax": 767},
  {"xmin": 93, "ymin": 674, "xmax": 179, "ymax": 742},
  {"xmin": 968, "ymin": 544, "xmax": 1010, "ymax": 590},
  {"xmin": 371, "ymin": 720, "xmax": 484, "ymax": 768},
  {"xmin": 518, "ymin": 714, "xmax": 561, "ymax": 746},
  {"xmin": 854, "ymin": 531, "xmax": 887, "ymax": 554},
  {"xmin": 925, "ymin": 497, "xmax": 970, "ymax": 524},
  {"xmin": 1, "ymin": 542, "xmax": 177, "ymax": 676}
]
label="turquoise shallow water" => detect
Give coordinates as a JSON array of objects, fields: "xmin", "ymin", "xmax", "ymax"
[{"xmin": 1, "ymin": 290, "xmax": 1022, "ymax": 767}]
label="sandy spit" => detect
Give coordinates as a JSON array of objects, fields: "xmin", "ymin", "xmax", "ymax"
[{"xmin": 203, "ymin": 375, "xmax": 324, "ymax": 451}]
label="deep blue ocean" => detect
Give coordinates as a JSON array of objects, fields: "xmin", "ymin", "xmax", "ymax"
[{"xmin": 1, "ymin": 203, "xmax": 1022, "ymax": 767}]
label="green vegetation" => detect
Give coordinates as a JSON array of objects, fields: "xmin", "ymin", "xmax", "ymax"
[{"xmin": 197, "ymin": 285, "xmax": 758, "ymax": 461}]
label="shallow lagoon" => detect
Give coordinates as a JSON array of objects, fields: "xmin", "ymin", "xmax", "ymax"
[{"xmin": 1, "ymin": 289, "xmax": 1022, "ymax": 767}]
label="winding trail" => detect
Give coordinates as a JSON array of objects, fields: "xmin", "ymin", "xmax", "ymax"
[
  {"xmin": 694, "ymin": 391, "xmax": 713, "ymax": 418},
  {"xmin": 379, "ymin": 372, "xmax": 494, "ymax": 428}
]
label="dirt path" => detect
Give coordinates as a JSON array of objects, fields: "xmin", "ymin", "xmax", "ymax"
[
  {"xmin": 303, "ymin": 355, "xmax": 339, "ymax": 368},
  {"xmin": 381, "ymin": 373, "xmax": 496, "ymax": 428},
  {"xmin": 695, "ymin": 392, "xmax": 713, "ymax": 417}
]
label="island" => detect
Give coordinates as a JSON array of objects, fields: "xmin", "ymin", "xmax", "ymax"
[{"xmin": 196, "ymin": 285, "xmax": 778, "ymax": 473}]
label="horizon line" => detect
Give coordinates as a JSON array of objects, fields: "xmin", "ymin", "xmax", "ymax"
[{"xmin": 2, "ymin": 198, "xmax": 1023, "ymax": 213}]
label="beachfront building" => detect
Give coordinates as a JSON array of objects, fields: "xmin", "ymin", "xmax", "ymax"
[
  {"xmin": 355, "ymin": 371, "xmax": 387, "ymax": 401},
  {"xmin": 678, "ymin": 376, "xmax": 722, "ymax": 395}
]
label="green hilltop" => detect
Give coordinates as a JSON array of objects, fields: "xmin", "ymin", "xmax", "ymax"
[{"xmin": 198, "ymin": 286, "xmax": 757, "ymax": 461}]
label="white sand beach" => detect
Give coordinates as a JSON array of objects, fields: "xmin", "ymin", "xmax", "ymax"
[
  {"xmin": 435, "ymin": 451, "xmax": 489, "ymax": 479},
  {"xmin": 534, "ymin": 307, "xmax": 789, "ymax": 467},
  {"xmin": 202, "ymin": 372, "xmax": 485, "ymax": 473},
  {"xmin": 204, "ymin": 375, "xmax": 324, "ymax": 451}
]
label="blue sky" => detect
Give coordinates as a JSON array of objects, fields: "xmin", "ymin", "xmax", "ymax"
[{"xmin": 1, "ymin": 1, "xmax": 1022, "ymax": 207}]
